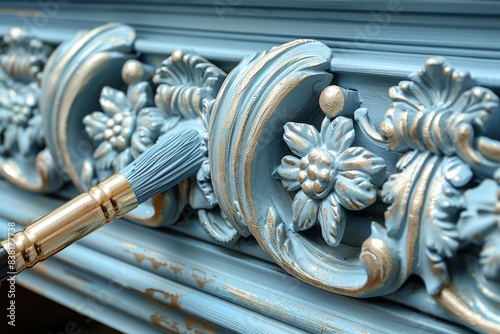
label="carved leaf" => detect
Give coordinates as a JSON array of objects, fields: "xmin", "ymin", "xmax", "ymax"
[
  {"xmin": 93, "ymin": 141, "xmax": 117, "ymax": 170},
  {"xmin": 292, "ymin": 190, "xmax": 319, "ymax": 231},
  {"xmin": 283, "ymin": 122, "xmax": 320, "ymax": 157},
  {"xmin": 334, "ymin": 173, "xmax": 377, "ymax": 211},
  {"xmin": 275, "ymin": 155, "xmax": 301, "ymax": 191},
  {"xmin": 480, "ymin": 232, "xmax": 500, "ymax": 281},
  {"xmin": 99, "ymin": 86, "xmax": 131, "ymax": 115},
  {"xmin": 83, "ymin": 111, "xmax": 109, "ymax": 143},
  {"xmin": 153, "ymin": 51, "xmax": 225, "ymax": 119},
  {"xmin": 321, "ymin": 116, "xmax": 355, "ymax": 154},
  {"xmin": 318, "ymin": 193, "xmax": 346, "ymax": 247},
  {"xmin": 337, "ymin": 146, "xmax": 387, "ymax": 187},
  {"xmin": 127, "ymin": 81, "xmax": 153, "ymax": 113}
]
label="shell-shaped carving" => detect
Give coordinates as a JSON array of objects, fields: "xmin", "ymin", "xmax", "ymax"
[{"xmin": 153, "ymin": 50, "xmax": 226, "ymax": 119}]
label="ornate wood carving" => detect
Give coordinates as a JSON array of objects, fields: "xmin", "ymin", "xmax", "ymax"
[{"xmin": 0, "ymin": 23, "xmax": 499, "ymax": 332}]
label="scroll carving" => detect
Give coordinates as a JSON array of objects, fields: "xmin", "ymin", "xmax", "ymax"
[
  {"xmin": 0, "ymin": 23, "xmax": 498, "ymax": 332},
  {"xmin": 209, "ymin": 40, "xmax": 500, "ymax": 332},
  {"xmin": 357, "ymin": 57, "xmax": 500, "ymax": 332}
]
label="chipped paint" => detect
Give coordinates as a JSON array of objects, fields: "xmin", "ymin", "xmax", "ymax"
[
  {"xmin": 151, "ymin": 313, "xmax": 180, "ymax": 333},
  {"xmin": 124, "ymin": 248, "xmax": 183, "ymax": 274},
  {"xmin": 146, "ymin": 288, "xmax": 182, "ymax": 312},
  {"xmin": 191, "ymin": 269, "xmax": 215, "ymax": 289}
]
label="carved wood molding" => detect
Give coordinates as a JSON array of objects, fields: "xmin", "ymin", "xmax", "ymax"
[{"xmin": 0, "ymin": 24, "xmax": 499, "ymax": 332}]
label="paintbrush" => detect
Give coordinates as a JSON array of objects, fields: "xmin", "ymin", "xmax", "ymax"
[{"xmin": 0, "ymin": 129, "xmax": 204, "ymax": 282}]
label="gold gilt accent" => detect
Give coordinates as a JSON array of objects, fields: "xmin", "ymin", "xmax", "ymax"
[{"xmin": 435, "ymin": 287, "xmax": 500, "ymax": 334}]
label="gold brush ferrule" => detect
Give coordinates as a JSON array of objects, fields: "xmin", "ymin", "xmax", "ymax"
[{"xmin": 0, "ymin": 174, "xmax": 138, "ymax": 275}]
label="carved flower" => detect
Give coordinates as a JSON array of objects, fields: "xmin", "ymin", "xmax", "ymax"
[
  {"xmin": 83, "ymin": 82, "xmax": 167, "ymax": 172},
  {"xmin": 275, "ymin": 116, "xmax": 386, "ymax": 246},
  {"xmin": 0, "ymin": 75, "xmax": 44, "ymax": 155}
]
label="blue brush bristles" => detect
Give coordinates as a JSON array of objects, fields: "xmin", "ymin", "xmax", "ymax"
[{"xmin": 120, "ymin": 130, "xmax": 204, "ymax": 204}]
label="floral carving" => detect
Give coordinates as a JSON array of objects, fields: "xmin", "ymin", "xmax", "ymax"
[
  {"xmin": 83, "ymin": 82, "xmax": 168, "ymax": 174},
  {"xmin": 275, "ymin": 116, "xmax": 386, "ymax": 246}
]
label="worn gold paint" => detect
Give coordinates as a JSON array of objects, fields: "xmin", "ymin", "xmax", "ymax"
[
  {"xmin": 478, "ymin": 137, "xmax": 500, "ymax": 161},
  {"xmin": 433, "ymin": 112, "xmax": 444, "ymax": 149},
  {"xmin": 405, "ymin": 154, "xmax": 436, "ymax": 274},
  {"xmin": 124, "ymin": 248, "xmax": 184, "ymax": 274},
  {"xmin": 422, "ymin": 111, "xmax": 437, "ymax": 152},
  {"xmin": 51, "ymin": 24, "xmax": 134, "ymax": 191},
  {"xmin": 455, "ymin": 125, "xmax": 482, "ymax": 164},
  {"xmin": 315, "ymin": 320, "xmax": 344, "ymax": 333},
  {"xmin": 65, "ymin": 270, "xmax": 92, "ymax": 283},
  {"xmin": 224, "ymin": 284, "xmax": 294, "ymax": 321},
  {"xmin": 59, "ymin": 52, "xmax": 111, "ymax": 190},
  {"xmin": 410, "ymin": 111, "xmax": 424, "ymax": 144},
  {"xmin": 359, "ymin": 238, "xmax": 393, "ymax": 292},
  {"xmin": 44, "ymin": 23, "xmax": 118, "ymax": 136},
  {"xmin": 183, "ymin": 316, "xmax": 218, "ymax": 334},
  {"xmin": 185, "ymin": 317, "xmax": 196, "ymax": 331},
  {"xmin": 0, "ymin": 149, "xmax": 55, "ymax": 191},
  {"xmin": 234, "ymin": 55, "xmax": 395, "ymax": 296},
  {"xmin": 319, "ymin": 85, "xmax": 345, "ymax": 118},
  {"xmin": 435, "ymin": 286, "xmax": 500, "ymax": 334},
  {"xmin": 214, "ymin": 40, "xmax": 308, "ymax": 228},
  {"xmin": 125, "ymin": 193, "xmax": 169, "ymax": 227}
]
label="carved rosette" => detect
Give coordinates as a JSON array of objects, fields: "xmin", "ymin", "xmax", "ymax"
[{"xmin": 0, "ymin": 27, "xmax": 63, "ymax": 192}]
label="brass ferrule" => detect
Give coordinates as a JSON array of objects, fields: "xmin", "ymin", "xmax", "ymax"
[{"xmin": 0, "ymin": 173, "xmax": 138, "ymax": 274}]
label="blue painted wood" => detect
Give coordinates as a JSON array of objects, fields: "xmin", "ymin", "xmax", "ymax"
[
  {"xmin": 0, "ymin": 1, "xmax": 499, "ymax": 332},
  {"xmin": 0, "ymin": 181, "xmax": 471, "ymax": 333}
]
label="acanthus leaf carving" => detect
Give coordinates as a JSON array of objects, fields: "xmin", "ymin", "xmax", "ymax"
[{"xmin": 358, "ymin": 55, "xmax": 500, "ymax": 331}]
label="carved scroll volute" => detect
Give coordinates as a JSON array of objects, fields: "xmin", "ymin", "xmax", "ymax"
[
  {"xmin": 209, "ymin": 40, "xmax": 403, "ymax": 297},
  {"xmin": 0, "ymin": 28, "xmax": 64, "ymax": 192}
]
